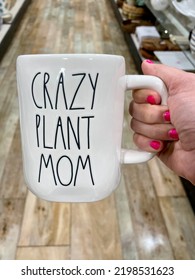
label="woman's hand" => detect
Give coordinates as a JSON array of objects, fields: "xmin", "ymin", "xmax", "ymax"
[{"xmin": 129, "ymin": 60, "xmax": 195, "ymax": 184}]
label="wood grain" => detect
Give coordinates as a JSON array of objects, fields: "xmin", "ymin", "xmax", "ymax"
[
  {"xmin": 16, "ymin": 246, "xmax": 70, "ymax": 260},
  {"xmin": 71, "ymin": 194, "xmax": 122, "ymax": 260},
  {"xmin": 18, "ymin": 191, "xmax": 70, "ymax": 246},
  {"xmin": 0, "ymin": 122, "xmax": 26, "ymax": 199},
  {"xmin": 123, "ymin": 163, "xmax": 174, "ymax": 260},
  {"xmin": 0, "ymin": 199, "xmax": 25, "ymax": 259}
]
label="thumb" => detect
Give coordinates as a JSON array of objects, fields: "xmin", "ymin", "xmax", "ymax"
[{"xmin": 141, "ymin": 60, "xmax": 189, "ymax": 94}]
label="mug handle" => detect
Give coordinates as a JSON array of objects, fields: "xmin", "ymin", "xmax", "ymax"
[{"xmin": 121, "ymin": 75, "xmax": 168, "ymax": 164}]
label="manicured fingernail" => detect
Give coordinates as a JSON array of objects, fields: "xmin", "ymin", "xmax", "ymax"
[
  {"xmin": 163, "ymin": 110, "xmax": 170, "ymax": 122},
  {"xmin": 146, "ymin": 59, "xmax": 154, "ymax": 64},
  {"xmin": 146, "ymin": 95, "xmax": 156, "ymax": 105},
  {"xmin": 150, "ymin": 140, "xmax": 161, "ymax": 150},
  {"xmin": 168, "ymin": 128, "xmax": 179, "ymax": 139}
]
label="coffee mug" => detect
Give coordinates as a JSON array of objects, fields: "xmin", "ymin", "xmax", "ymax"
[{"xmin": 17, "ymin": 54, "xmax": 167, "ymax": 202}]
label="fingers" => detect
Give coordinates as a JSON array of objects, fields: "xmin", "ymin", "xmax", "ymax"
[
  {"xmin": 129, "ymin": 64, "xmax": 179, "ymax": 153},
  {"xmin": 133, "ymin": 133, "xmax": 165, "ymax": 152},
  {"xmin": 132, "ymin": 88, "xmax": 161, "ymax": 105},
  {"xmin": 130, "ymin": 101, "xmax": 169, "ymax": 124},
  {"xmin": 131, "ymin": 119, "xmax": 178, "ymax": 141},
  {"xmin": 130, "ymin": 102, "xmax": 178, "ymax": 153}
]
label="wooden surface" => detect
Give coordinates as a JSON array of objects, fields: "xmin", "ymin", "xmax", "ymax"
[{"xmin": 0, "ymin": 0, "xmax": 195, "ymax": 260}]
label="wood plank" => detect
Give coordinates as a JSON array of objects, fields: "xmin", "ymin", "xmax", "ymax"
[
  {"xmin": 115, "ymin": 173, "xmax": 138, "ymax": 260},
  {"xmin": 160, "ymin": 197, "xmax": 195, "ymax": 259},
  {"xmin": 123, "ymin": 164, "xmax": 174, "ymax": 259},
  {"xmin": 0, "ymin": 122, "xmax": 26, "ymax": 199},
  {"xmin": 18, "ymin": 191, "xmax": 71, "ymax": 246},
  {"xmin": 0, "ymin": 198, "xmax": 25, "ymax": 259},
  {"xmin": 175, "ymin": 198, "xmax": 195, "ymax": 259},
  {"xmin": 16, "ymin": 246, "xmax": 70, "ymax": 260},
  {"xmin": 71, "ymin": 194, "xmax": 122, "ymax": 259},
  {"xmin": 148, "ymin": 157, "xmax": 186, "ymax": 197},
  {"xmin": 0, "ymin": 71, "xmax": 19, "ymax": 181}
]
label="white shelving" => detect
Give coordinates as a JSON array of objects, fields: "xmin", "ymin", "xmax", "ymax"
[{"xmin": 0, "ymin": 0, "xmax": 31, "ymax": 59}]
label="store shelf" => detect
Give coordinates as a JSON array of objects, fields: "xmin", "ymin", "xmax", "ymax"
[
  {"xmin": 0, "ymin": 0, "xmax": 31, "ymax": 61},
  {"xmin": 109, "ymin": 0, "xmax": 195, "ymax": 72},
  {"xmin": 144, "ymin": 0, "xmax": 195, "ymax": 69},
  {"xmin": 144, "ymin": 0, "xmax": 193, "ymax": 37},
  {"xmin": 109, "ymin": 0, "xmax": 144, "ymax": 72}
]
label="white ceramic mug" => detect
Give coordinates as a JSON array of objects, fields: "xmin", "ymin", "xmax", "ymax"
[{"xmin": 17, "ymin": 54, "xmax": 167, "ymax": 202}]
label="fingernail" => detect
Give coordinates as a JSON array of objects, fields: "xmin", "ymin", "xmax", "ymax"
[
  {"xmin": 150, "ymin": 140, "xmax": 161, "ymax": 150},
  {"xmin": 145, "ymin": 59, "xmax": 154, "ymax": 64},
  {"xmin": 163, "ymin": 110, "xmax": 170, "ymax": 122},
  {"xmin": 146, "ymin": 95, "xmax": 156, "ymax": 105},
  {"xmin": 168, "ymin": 128, "xmax": 179, "ymax": 139}
]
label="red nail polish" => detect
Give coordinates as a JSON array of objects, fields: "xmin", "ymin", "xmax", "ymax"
[
  {"xmin": 150, "ymin": 140, "xmax": 161, "ymax": 150},
  {"xmin": 168, "ymin": 128, "xmax": 179, "ymax": 139},
  {"xmin": 146, "ymin": 95, "xmax": 156, "ymax": 105},
  {"xmin": 145, "ymin": 59, "xmax": 154, "ymax": 64},
  {"xmin": 163, "ymin": 110, "xmax": 170, "ymax": 122}
]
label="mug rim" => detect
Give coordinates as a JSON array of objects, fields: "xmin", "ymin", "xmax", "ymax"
[
  {"xmin": 17, "ymin": 53, "xmax": 123, "ymax": 57},
  {"xmin": 16, "ymin": 53, "xmax": 125, "ymax": 61}
]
